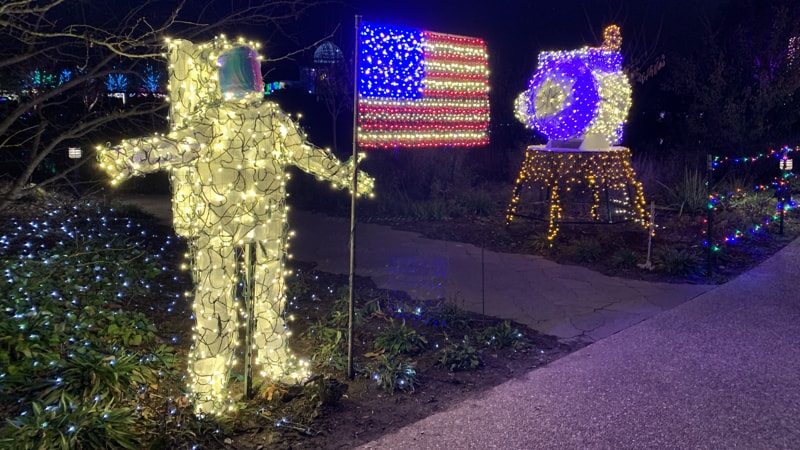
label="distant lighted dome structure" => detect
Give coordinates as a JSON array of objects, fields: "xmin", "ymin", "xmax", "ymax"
[
  {"xmin": 515, "ymin": 25, "xmax": 632, "ymax": 149},
  {"xmin": 313, "ymin": 41, "xmax": 344, "ymax": 65}
]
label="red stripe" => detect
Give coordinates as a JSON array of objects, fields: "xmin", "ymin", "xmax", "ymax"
[
  {"xmin": 359, "ymin": 137, "xmax": 490, "ymax": 149},
  {"xmin": 359, "ymin": 103, "xmax": 487, "ymax": 116},
  {"xmin": 359, "ymin": 121, "xmax": 489, "ymax": 132},
  {"xmin": 425, "ymin": 53, "xmax": 487, "ymax": 64},
  {"xmin": 423, "ymin": 31, "xmax": 486, "ymax": 48},
  {"xmin": 424, "ymin": 70, "xmax": 487, "ymax": 78},
  {"xmin": 420, "ymin": 89, "xmax": 487, "ymax": 100},
  {"xmin": 421, "ymin": 33, "xmax": 488, "ymax": 102}
]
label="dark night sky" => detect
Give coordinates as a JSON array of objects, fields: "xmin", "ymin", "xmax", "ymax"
[
  {"xmin": 254, "ymin": 0, "xmax": 729, "ymax": 149},
  {"xmin": 284, "ymin": 0, "xmax": 725, "ymax": 76},
  {"xmin": 244, "ymin": 0, "xmax": 736, "ymax": 151},
  {"xmin": 271, "ymin": 0, "xmax": 725, "ymax": 113}
]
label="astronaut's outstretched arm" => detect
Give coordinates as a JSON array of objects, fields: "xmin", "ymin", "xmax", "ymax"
[
  {"xmin": 278, "ymin": 113, "xmax": 375, "ymax": 197},
  {"xmin": 97, "ymin": 133, "xmax": 201, "ymax": 185}
]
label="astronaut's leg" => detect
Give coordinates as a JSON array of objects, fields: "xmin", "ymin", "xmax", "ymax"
[
  {"xmin": 250, "ymin": 236, "xmax": 304, "ymax": 383},
  {"xmin": 189, "ymin": 243, "xmax": 239, "ymax": 414}
]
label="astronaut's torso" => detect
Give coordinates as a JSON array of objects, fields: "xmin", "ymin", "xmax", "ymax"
[{"xmin": 176, "ymin": 102, "xmax": 289, "ymax": 245}]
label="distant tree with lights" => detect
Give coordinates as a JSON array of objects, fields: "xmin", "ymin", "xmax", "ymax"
[
  {"xmin": 140, "ymin": 64, "xmax": 164, "ymax": 94},
  {"xmin": 0, "ymin": 0, "xmax": 318, "ymax": 211},
  {"xmin": 104, "ymin": 72, "xmax": 130, "ymax": 103},
  {"xmin": 662, "ymin": 0, "xmax": 800, "ymax": 155}
]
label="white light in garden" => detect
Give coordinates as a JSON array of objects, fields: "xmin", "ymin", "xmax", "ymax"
[{"xmin": 68, "ymin": 147, "xmax": 82, "ymax": 159}]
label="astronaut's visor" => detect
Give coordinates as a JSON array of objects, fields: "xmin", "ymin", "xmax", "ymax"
[{"xmin": 218, "ymin": 46, "xmax": 264, "ymax": 99}]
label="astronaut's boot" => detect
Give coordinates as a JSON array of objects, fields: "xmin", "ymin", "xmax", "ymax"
[
  {"xmin": 256, "ymin": 329, "xmax": 311, "ymax": 386},
  {"xmin": 190, "ymin": 355, "xmax": 233, "ymax": 415},
  {"xmin": 256, "ymin": 335, "xmax": 293, "ymax": 383}
]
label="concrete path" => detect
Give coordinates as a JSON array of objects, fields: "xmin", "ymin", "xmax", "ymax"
[
  {"xmin": 357, "ymin": 234, "xmax": 800, "ymax": 449},
  {"xmin": 112, "ymin": 194, "xmax": 712, "ymax": 343},
  {"xmin": 288, "ymin": 211, "xmax": 713, "ymax": 342}
]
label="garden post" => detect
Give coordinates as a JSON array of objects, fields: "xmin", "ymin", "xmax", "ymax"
[
  {"xmin": 780, "ymin": 181, "xmax": 785, "ymax": 235},
  {"xmin": 243, "ymin": 242, "xmax": 256, "ymax": 399},
  {"xmin": 347, "ymin": 14, "xmax": 362, "ymax": 380},
  {"xmin": 706, "ymin": 154, "xmax": 713, "ymax": 278},
  {"xmin": 779, "ymin": 148, "xmax": 790, "ymax": 235}
]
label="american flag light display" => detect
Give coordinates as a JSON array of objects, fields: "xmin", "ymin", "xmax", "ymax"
[{"xmin": 357, "ymin": 22, "xmax": 490, "ymax": 148}]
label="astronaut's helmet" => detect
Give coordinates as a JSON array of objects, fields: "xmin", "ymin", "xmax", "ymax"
[{"xmin": 218, "ymin": 46, "xmax": 264, "ymax": 101}]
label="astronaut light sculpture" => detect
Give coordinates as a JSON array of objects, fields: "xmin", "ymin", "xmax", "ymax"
[{"xmin": 97, "ymin": 35, "xmax": 374, "ymax": 414}]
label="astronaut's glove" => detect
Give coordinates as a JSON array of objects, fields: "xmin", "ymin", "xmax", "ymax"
[
  {"xmin": 96, "ymin": 141, "xmax": 143, "ymax": 185},
  {"xmin": 354, "ymin": 171, "xmax": 376, "ymax": 198},
  {"xmin": 341, "ymin": 153, "xmax": 375, "ymax": 198}
]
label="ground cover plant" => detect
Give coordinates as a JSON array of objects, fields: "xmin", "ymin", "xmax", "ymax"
[
  {"xmin": 0, "ymin": 200, "xmax": 192, "ymax": 449},
  {"xmin": 0, "ymin": 196, "xmax": 576, "ymax": 449}
]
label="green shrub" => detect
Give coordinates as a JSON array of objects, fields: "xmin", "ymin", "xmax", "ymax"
[
  {"xmin": 0, "ymin": 392, "xmax": 142, "ymax": 450},
  {"xmin": 425, "ymin": 301, "xmax": 472, "ymax": 331},
  {"xmin": 723, "ymin": 190, "xmax": 775, "ymax": 219},
  {"xmin": 304, "ymin": 324, "xmax": 347, "ymax": 371},
  {"xmin": 570, "ymin": 237, "xmax": 603, "ymax": 263},
  {"xmin": 34, "ymin": 350, "xmax": 157, "ymax": 404},
  {"xmin": 477, "ymin": 321, "xmax": 530, "ymax": 351},
  {"xmin": 387, "ymin": 299, "xmax": 425, "ymax": 318},
  {"xmin": 303, "ymin": 375, "xmax": 349, "ymax": 408},
  {"xmin": 714, "ymin": 171, "xmax": 755, "ymax": 199},
  {"xmin": 0, "ymin": 203, "xmax": 182, "ymax": 448},
  {"xmin": 409, "ymin": 198, "xmax": 456, "ymax": 221},
  {"xmin": 526, "ymin": 232, "xmax": 553, "ymax": 252},
  {"xmin": 368, "ymin": 355, "xmax": 419, "ymax": 394},
  {"xmin": 656, "ymin": 246, "xmax": 701, "ymax": 276},
  {"xmin": 658, "ymin": 167, "xmax": 708, "ymax": 214},
  {"xmin": 610, "ymin": 247, "xmax": 639, "ymax": 268},
  {"xmin": 374, "ymin": 321, "xmax": 428, "ymax": 355},
  {"xmin": 492, "ymin": 229, "xmax": 515, "ymax": 247},
  {"xmin": 329, "ymin": 302, "xmax": 351, "ymax": 329},
  {"xmin": 458, "ymin": 189, "xmax": 497, "ymax": 216},
  {"xmin": 438, "ymin": 337, "xmax": 482, "ymax": 372}
]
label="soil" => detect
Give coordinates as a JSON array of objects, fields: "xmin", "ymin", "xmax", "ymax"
[{"xmin": 178, "ymin": 263, "xmax": 584, "ymax": 449}]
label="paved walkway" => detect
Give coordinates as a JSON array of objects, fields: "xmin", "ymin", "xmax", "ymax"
[
  {"xmin": 113, "ymin": 194, "xmax": 711, "ymax": 343},
  {"xmin": 114, "ymin": 194, "xmax": 800, "ymax": 447},
  {"xmin": 358, "ymin": 236, "xmax": 800, "ymax": 449}
]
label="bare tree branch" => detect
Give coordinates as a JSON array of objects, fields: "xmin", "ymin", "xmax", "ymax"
[{"xmin": 0, "ymin": 0, "xmax": 321, "ymax": 210}]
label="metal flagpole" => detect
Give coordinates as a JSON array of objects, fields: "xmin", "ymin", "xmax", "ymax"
[
  {"xmin": 242, "ymin": 243, "xmax": 256, "ymax": 398},
  {"xmin": 347, "ymin": 14, "xmax": 362, "ymax": 380},
  {"xmin": 706, "ymin": 154, "xmax": 714, "ymax": 278}
]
